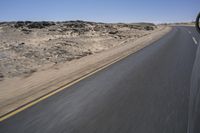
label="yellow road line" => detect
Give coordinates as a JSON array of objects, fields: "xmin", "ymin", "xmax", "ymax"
[{"xmin": 0, "ymin": 52, "xmax": 132, "ymax": 122}]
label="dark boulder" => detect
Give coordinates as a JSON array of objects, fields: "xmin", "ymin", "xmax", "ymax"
[
  {"xmin": 14, "ymin": 21, "xmax": 25, "ymax": 28},
  {"xmin": 0, "ymin": 73, "xmax": 4, "ymax": 81},
  {"xmin": 27, "ymin": 22, "xmax": 45, "ymax": 29},
  {"xmin": 144, "ymin": 26, "xmax": 154, "ymax": 30},
  {"xmin": 109, "ymin": 30, "xmax": 118, "ymax": 34}
]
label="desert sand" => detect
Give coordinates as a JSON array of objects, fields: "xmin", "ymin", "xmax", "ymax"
[{"xmin": 0, "ymin": 21, "xmax": 156, "ymax": 79}]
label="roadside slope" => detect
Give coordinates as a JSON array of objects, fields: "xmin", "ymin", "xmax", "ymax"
[{"xmin": 0, "ymin": 26, "xmax": 171, "ymax": 118}]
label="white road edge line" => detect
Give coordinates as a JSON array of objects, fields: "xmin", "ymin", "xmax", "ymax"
[{"xmin": 192, "ymin": 37, "xmax": 198, "ymax": 45}]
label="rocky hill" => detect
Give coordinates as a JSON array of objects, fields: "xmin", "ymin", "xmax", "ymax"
[{"xmin": 0, "ymin": 21, "xmax": 157, "ymax": 80}]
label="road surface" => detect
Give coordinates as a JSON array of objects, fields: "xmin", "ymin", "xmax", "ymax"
[{"xmin": 0, "ymin": 26, "xmax": 199, "ymax": 133}]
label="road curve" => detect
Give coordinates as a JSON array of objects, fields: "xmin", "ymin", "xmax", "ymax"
[{"xmin": 0, "ymin": 26, "xmax": 199, "ymax": 133}]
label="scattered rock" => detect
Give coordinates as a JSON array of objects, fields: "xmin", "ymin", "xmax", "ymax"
[
  {"xmin": 109, "ymin": 30, "xmax": 118, "ymax": 34},
  {"xmin": 27, "ymin": 22, "xmax": 45, "ymax": 29},
  {"xmin": 144, "ymin": 26, "xmax": 154, "ymax": 30},
  {"xmin": 21, "ymin": 28, "xmax": 32, "ymax": 34},
  {"xmin": 14, "ymin": 21, "xmax": 55, "ymax": 29},
  {"xmin": 23, "ymin": 68, "xmax": 37, "ymax": 77},
  {"xmin": 14, "ymin": 21, "xmax": 25, "ymax": 28},
  {"xmin": 0, "ymin": 20, "xmax": 157, "ymax": 78},
  {"xmin": 0, "ymin": 73, "xmax": 4, "ymax": 81}
]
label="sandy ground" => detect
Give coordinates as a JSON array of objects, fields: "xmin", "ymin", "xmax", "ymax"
[
  {"xmin": 0, "ymin": 21, "xmax": 170, "ymax": 116},
  {"xmin": 0, "ymin": 21, "xmax": 156, "ymax": 79}
]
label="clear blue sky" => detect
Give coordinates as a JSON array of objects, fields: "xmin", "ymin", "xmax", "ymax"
[{"xmin": 0, "ymin": 0, "xmax": 199, "ymax": 23}]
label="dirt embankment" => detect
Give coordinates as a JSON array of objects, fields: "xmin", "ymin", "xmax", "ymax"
[{"xmin": 0, "ymin": 21, "xmax": 156, "ymax": 80}]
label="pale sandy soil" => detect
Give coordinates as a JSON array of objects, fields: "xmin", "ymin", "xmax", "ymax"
[
  {"xmin": 0, "ymin": 21, "xmax": 170, "ymax": 117},
  {"xmin": 0, "ymin": 21, "xmax": 156, "ymax": 79}
]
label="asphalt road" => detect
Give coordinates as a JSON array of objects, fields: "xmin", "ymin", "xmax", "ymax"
[{"xmin": 0, "ymin": 26, "xmax": 199, "ymax": 133}]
